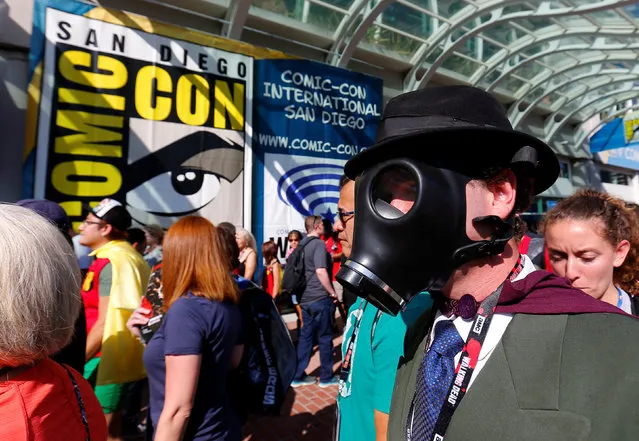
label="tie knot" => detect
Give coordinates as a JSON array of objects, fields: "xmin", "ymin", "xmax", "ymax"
[{"xmin": 430, "ymin": 320, "xmax": 464, "ymax": 357}]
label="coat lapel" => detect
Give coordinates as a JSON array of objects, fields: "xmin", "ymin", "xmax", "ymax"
[{"xmin": 446, "ymin": 314, "xmax": 591, "ymax": 441}]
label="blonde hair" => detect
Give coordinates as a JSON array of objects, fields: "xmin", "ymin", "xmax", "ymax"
[
  {"xmin": 236, "ymin": 227, "xmax": 257, "ymax": 253},
  {"xmin": 0, "ymin": 205, "xmax": 81, "ymax": 366}
]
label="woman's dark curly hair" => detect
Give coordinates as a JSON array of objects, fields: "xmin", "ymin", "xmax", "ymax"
[{"xmin": 542, "ymin": 189, "xmax": 639, "ymax": 295}]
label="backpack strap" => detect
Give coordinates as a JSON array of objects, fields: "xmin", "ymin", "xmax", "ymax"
[
  {"xmin": 299, "ymin": 236, "xmax": 320, "ymax": 250},
  {"xmin": 59, "ymin": 363, "xmax": 91, "ymax": 441}
]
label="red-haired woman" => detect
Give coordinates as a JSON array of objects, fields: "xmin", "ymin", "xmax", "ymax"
[
  {"xmin": 131, "ymin": 216, "xmax": 242, "ymax": 440},
  {"xmin": 543, "ymin": 189, "xmax": 639, "ymax": 313},
  {"xmin": 261, "ymin": 240, "xmax": 282, "ymax": 299}
]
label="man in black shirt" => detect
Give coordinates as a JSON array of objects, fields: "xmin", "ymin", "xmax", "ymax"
[{"xmin": 291, "ymin": 215, "xmax": 339, "ymax": 388}]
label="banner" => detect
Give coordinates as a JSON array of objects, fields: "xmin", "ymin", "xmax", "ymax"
[
  {"xmin": 253, "ymin": 59, "xmax": 383, "ymax": 261},
  {"xmin": 590, "ymin": 112, "xmax": 639, "ymax": 153},
  {"xmin": 26, "ymin": 0, "xmax": 285, "ymax": 230},
  {"xmin": 591, "ymin": 113, "xmax": 639, "ymax": 170}
]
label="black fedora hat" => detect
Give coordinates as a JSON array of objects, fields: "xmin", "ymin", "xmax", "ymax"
[{"xmin": 345, "ymin": 86, "xmax": 559, "ymax": 194}]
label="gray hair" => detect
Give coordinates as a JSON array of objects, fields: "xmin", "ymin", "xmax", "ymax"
[
  {"xmin": 235, "ymin": 227, "xmax": 257, "ymax": 253},
  {"xmin": 0, "ymin": 205, "xmax": 81, "ymax": 366}
]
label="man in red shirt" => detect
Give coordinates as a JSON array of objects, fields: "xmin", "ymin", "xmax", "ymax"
[{"xmin": 322, "ymin": 219, "xmax": 345, "ymax": 316}]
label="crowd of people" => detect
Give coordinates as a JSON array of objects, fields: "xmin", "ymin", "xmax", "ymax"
[{"xmin": 2, "ymin": 85, "xmax": 639, "ymax": 441}]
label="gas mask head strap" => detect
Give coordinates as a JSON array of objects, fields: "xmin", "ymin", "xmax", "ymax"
[
  {"xmin": 452, "ymin": 215, "xmax": 514, "ymax": 265},
  {"xmin": 451, "ymin": 145, "xmax": 536, "ymax": 265}
]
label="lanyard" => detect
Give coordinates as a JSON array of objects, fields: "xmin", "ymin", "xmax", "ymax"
[
  {"xmin": 617, "ymin": 286, "xmax": 624, "ymax": 308},
  {"xmin": 406, "ymin": 284, "xmax": 504, "ymax": 441},
  {"xmin": 340, "ymin": 300, "xmax": 368, "ymax": 383},
  {"xmin": 339, "ymin": 301, "xmax": 384, "ymax": 387}
]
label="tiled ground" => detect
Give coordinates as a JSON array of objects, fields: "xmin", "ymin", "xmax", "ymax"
[{"xmin": 242, "ymin": 317, "xmax": 344, "ymax": 441}]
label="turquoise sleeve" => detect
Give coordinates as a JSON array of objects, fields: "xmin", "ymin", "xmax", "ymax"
[
  {"xmin": 371, "ymin": 292, "xmax": 433, "ymax": 413},
  {"xmin": 371, "ymin": 315, "xmax": 408, "ymax": 414}
]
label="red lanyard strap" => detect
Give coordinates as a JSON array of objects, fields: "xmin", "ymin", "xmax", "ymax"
[
  {"xmin": 406, "ymin": 284, "xmax": 503, "ymax": 441},
  {"xmin": 429, "ymin": 284, "xmax": 502, "ymax": 441}
]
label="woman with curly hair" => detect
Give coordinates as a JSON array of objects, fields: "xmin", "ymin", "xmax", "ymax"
[{"xmin": 543, "ymin": 189, "xmax": 639, "ymax": 313}]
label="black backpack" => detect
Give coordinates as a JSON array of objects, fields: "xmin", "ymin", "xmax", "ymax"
[
  {"xmin": 230, "ymin": 277, "xmax": 297, "ymax": 418},
  {"xmin": 281, "ymin": 236, "xmax": 318, "ymax": 295}
]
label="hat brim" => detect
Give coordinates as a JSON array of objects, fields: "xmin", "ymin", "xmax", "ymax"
[{"xmin": 345, "ymin": 126, "xmax": 559, "ymax": 195}]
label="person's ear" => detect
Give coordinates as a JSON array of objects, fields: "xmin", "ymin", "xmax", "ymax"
[
  {"xmin": 486, "ymin": 169, "xmax": 517, "ymax": 220},
  {"xmin": 613, "ymin": 239, "xmax": 631, "ymax": 268},
  {"xmin": 101, "ymin": 224, "xmax": 113, "ymax": 238}
]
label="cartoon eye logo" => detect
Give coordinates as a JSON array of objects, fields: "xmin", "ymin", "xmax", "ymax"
[
  {"xmin": 125, "ymin": 131, "xmax": 244, "ymax": 218},
  {"xmin": 129, "ymin": 168, "xmax": 222, "ymax": 215},
  {"xmin": 172, "ymin": 169, "xmax": 206, "ymax": 196}
]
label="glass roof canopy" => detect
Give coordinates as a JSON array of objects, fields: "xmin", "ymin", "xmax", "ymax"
[
  {"xmin": 237, "ymin": 0, "xmax": 639, "ymax": 143},
  {"xmin": 157, "ymin": 0, "xmax": 639, "ymax": 144}
]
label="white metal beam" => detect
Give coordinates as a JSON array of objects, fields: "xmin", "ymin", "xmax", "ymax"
[
  {"xmin": 510, "ymin": 54, "xmax": 639, "ymax": 128},
  {"xmin": 222, "ymin": 0, "xmax": 253, "ymax": 40},
  {"xmin": 404, "ymin": 0, "xmax": 638, "ymax": 91},
  {"xmin": 327, "ymin": 0, "xmax": 394, "ymax": 67},
  {"xmin": 476, "ymin": 33, "xmax": 639, "ymax": 91},
  {"xmin": 511, "ymin": 69, "xmax": 639, "ymax": 128},
  {"xmin": 545, "ymin": 86, "xmax": 639, "ymax": 142}
]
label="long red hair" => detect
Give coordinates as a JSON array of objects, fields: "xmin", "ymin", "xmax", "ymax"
[{"xmin": 162, "ymin": 216, "xmax": 238, "ymax": 310}]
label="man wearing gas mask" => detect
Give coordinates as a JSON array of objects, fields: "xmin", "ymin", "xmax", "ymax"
[{"xmin": 336, "ymin": 86, "xmax": 639, "ymax": 441}]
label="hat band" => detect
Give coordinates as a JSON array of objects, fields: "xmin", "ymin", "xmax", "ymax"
[{"xmin": 375, "ymin": 114, "xmax": 505, "ymax": 144}]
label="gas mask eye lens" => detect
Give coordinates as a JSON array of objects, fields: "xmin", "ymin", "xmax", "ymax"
[{"xmin": 371, "ymin": 166, "xmax": 418, "ymax": 219}]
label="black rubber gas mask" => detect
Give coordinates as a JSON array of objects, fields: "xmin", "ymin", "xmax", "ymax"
[{"xmin": 336, "ymin": 158, "xmax": 514, "ymax": 316}]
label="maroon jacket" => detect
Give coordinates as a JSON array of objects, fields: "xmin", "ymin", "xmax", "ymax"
[{"xmin": 496, "ymin": 270, "xmax": 630, "ymax": 316}]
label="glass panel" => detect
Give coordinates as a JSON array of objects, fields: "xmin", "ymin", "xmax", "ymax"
[
  {"xmin": 503, "ymin": 4, "xmax": 535, "ymax": 15},
  {"xmin": 558, "ymin": 161, "xmax": 571, "ymax": 179},
  {"xmin": 253, "ymin": 0, "xmax": 298, "ymax": 18},
  {"xmin": 513, "ymin": 61, "xmax": 546, "ymax": 80},
  {"xmin": 502, "ymin": 77, "xmax": 525, "ymax": 93},
  {"xmin": 456, "ymin": 36, "xmax": 502, "ymax": 62},
  {"xmin": 601, "ymin": 169, "xmax": 632, "ymax": 186},
  {"xmin": 517, "ymin": 17, "xmax": 554, "ymax": 32},
  {"xmin": 322, "ymin": 0, "xmax": 355, "ymax": 9},
  {"xmin": 520, "ymin": 43, "xmax": 546, "ymax": 58},
  {"xmin": 441, "ymin": 53, "xmax": 481, "ymax": 76},
  {"xmin": 587, "ymin": 10, "xmax": 626, "ymax": 26},
  {"xmin": 306, "ymin": 3, "xmax": 345, "ymax": 32},
  {"xmin": 482, "ymin": 23, "xmax": 526, "ymax": 43},
  {"xmin": 562, "ymin": 65, "xmax": 592, "ymax": 78},
  {"xmin": 538, "ymin": 52, "xmax": 579, "ymax": 67},
  {"xmin": 528, "ymin": 87, "xmax": 546, "ymax": 101},
  {"xmin": 483, "ymin": 70, "xmax": 501, "ymax": 84},
  {"xmin": 424, "ymin": 44, "xmax": 444, "ymax": 64},
  {"xmin": 563, "ymin": 101, "xmax": 581, "ymax": 113},
  {"xmin": 432, "ymin": 0, "xmax": 466, "ymax": 20},
  {"xmin": 381, "ymin": 2, "xmax": 434, "ymax": 40},
  {"xmin": 554, "ymin": 16, "xmax": 594, "ymax": 27},
  {"xmin": 364, "ymin": 25, "xmax": 421, "ymax": 57},
  {"xmin": 252, "ymin": 0, "xmax": 346, "ymax": 30},
  {"xmin": 539, "ymin": 92, "xmax": 561, "ymax": 106},
  {"xmin": 556, "ymin": 82, "xmax": 586, "ymax": 97}
]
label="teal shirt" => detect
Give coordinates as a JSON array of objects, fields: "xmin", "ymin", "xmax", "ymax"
[{"xmin": 337, "ymin": 293, "xmax": 432, "ymax": 441}]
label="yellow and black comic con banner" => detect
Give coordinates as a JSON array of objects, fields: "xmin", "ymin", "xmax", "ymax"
[{"xmin": 26, "ymin": 0, "xmax": 287, "ymax": 230}]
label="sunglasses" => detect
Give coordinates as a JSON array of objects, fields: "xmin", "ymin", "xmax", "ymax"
[{"xmin": 337, "ymin": 209, "xmax": 355, "ymax": 223}]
